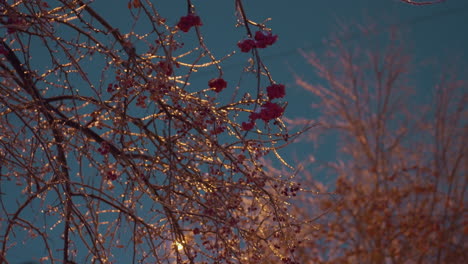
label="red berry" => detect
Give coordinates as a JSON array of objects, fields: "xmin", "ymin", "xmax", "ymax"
[
  {"xmin": 266, "ymin": 84, "xmax": 286, "ymax": 100},
  {"xmin": 177, "ymin": 14, "xmax": 202, "ymax": 32},
  {"xmin": 237, "ymin": 39, "xmax": 256, "ymax": 52},
  {"xmin": 208, "ymin": 78, "xmax": 227, "ymax": 93}
]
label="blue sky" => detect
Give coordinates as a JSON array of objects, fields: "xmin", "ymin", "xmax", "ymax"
[{"xmin": 6, "ymin": 0, "xmax": 468, "ymax": 263}]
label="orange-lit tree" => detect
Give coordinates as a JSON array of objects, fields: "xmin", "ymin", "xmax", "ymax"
[
  {"xmin": 0, "ymin": 1, "xmax": 305, "ymax": 263},
  {"xmin": 292, "ymin": 24, "xmax": 467, "ymax": 263}
]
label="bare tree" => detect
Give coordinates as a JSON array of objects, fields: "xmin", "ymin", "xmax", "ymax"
[
  {"xmin": 292, "ymin": 23, "xmax": 467, "ymax": 263},
  {"xmin": 0, "ymin": 1, "xmax": 304, "ymax": 263}
]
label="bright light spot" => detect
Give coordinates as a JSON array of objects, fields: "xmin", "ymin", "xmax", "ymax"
[{"xmin": 175, "ymin": 241, "xmax": 184, "ymax": 251}]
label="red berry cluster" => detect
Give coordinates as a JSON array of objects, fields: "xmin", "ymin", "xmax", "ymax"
[
  {"xmin": 242, "ymin": 101, "xmax": 284, "ymax": 131},
  {"xmin": 177, "ymin": 14, "xmax": 202, "ymax": 32},
  {"xmin": 242, "ymin": 82, "xmax": 286, "ymax": 130},
  {"xmin": 136, "ymin": 95, "xmax": 147, "ymax": 108},
  {"xmin": 106, "ymin": 171, "xmax": 118, "ymax": 181},
  {"xmin": 157, "ymin": 60, "xmax": 173, "ymax": 76},
  {"xmin": 237, "ymin": 39, "xmax": 256, "ymax": 53},
  {"xmin": 237, "ymin": 30, "xmax": 278, "ymax": 53},
  {"xmin": 107, "ymin": 69, "xmax": 137, "ymax": 94},
  {"xmin": 254, "ymin": 31, "xmax": 278, "ymax": 48},
  {"xmin": 255, "ymin": 102, "xmax": 284, "ymax": 122},
  {"xmin": 266, "ymin": 84, "xmax": 285, "ymax": 100},
  {"xmin": 208, "ymin": 78, "xmax": 227, "ymax": 93},
  {"xmin": 97, "ymin": 142, "xmax": 110, "ymax": 155},
  {"xmin": 107, "ymin": 83, "xmax": 117, "ymax": 93},
  {"xmin": 241, "ymin": 120, "xmax": 255, "ymax": 131},
  {"xmin": 210, "ymin": 125, "xmax": 226, "ymax": 135}
]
